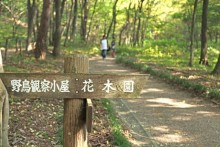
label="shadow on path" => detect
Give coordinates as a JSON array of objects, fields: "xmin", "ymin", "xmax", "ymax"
[{"xmin": 89, "ymin": 56, "xmax": 220, "ymax": 147}]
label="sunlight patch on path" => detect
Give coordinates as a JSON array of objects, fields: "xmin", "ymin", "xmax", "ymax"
[
  {"xmin": 146, "ymin": 98, "xmax": 198, "ymax": 108},
  {"xmin": 196, "ymin": 111, "xmax": 220, "ymax": 117},
  {"xmin": 153, "ymin": 133, "xmax": 191, "ymax": 143}
]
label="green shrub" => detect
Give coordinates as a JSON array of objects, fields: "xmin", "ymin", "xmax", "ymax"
[{"xmin": 116, "ymin": 55, "xmax": 220, "ymax": 100}]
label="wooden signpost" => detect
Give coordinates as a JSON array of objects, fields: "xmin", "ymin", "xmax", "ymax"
[
  {"xmin": 0, "ymin": 55, "xmax": 147, "ymax": 147},
  {"xmin": 0, "ymin": 73, "xmax": 146, "ymax": 99}
]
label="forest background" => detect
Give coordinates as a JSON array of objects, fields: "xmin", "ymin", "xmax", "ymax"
[
  {"xmin": 0, "ymin": 0, "xmax": 220, "ymax": 95},
  {"xmin": 0, "ymin": 0, "xmax": 220, "ymax": 73}
]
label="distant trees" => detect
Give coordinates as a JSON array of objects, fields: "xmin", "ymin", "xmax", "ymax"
[
  {"xmin": 189, "ymin": 0, "xmax": 198, "ymax": 67},
  {"xmin": 1, "ymin": 0, "xmax": 220, "ymax": 68},
  {"xmin": 106, "ymin": 0, "xmax": 118, "ymax": 39},
  {"xmin": 212, "ymin": 53, "xmax": 220, "ymax": 75},
  {"xmin": 52, "ymin": 0, "xmax": 66, "ymax": 57},
  {"xmin": 80, "ymin": 0, "xmax": 89, "ymax": 41},
  {"xmin": 34, "ymin": 0, "xmax": 51, "ymax": 60},
  {"xmin": 199, "ymin": 0, "xmax": 209, "ymax": 65},
  {"xmin": 26, "ymin": 0, "xmax": 36, "ymax": 51}
]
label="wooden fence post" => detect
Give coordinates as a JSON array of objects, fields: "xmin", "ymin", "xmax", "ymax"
[{"xmin": 64, "ymin": 55, "xmax": 88, "ymax": 147}]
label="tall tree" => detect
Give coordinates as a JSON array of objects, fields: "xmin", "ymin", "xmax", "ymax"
[
  {"xmin": 80, "ymin": 0, "xmax": 88, "ymax": 41},
  {"xmin": 119, "ymin": 2, "xmax": 132, "ymax": 46},
  {"xmin": 52, "ymin": 0, "xmax": 66, "ymax": 57},
  {"xmin": 71, "ymin": 0, "xmax": 78, "ymax": 40},
  {"xmin": 87, "ymin": 0, "xmax": 98, "ymax": 40},
  {"xmin": 106, "ymin": 0, "xmax": 119, "ymax": 39},
  {"xmin": 34, "ymin": 0, "xmax": 51, "ymax": 60},
  {"xmin": 134, "ymin": 0, "xmax": 144, "ymax": 46},
  {"xmin": 132, "ymin": 5, "xmax": 138, "ymax": 46},
  {"xmin": 64, "ymin": 0, "xmax": 74, "ymax": 46},
  {"xmin": 26, "ymin": 0, "xmax": 36, "ymax": 51},
  {"xmin": 189, "ymin": 0, "xmax": 198, "ymax": 67},
  {"xmin": 212, "ymin": 53, "xmax": 220, "ymax": 75},
  {"xmin": 199, "ymin": 0, "xmax": 209, "ymax": 65}
]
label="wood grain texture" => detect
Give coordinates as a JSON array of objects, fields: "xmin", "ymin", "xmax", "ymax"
[{"xmin": 63, "ymin": 55, "xmax": 88, "ymax": 147}]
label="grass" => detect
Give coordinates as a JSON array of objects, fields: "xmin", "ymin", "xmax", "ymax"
[
  {"xmin": 116, "ymin": 44, "xmax": 220, "ymax": 100},
  {"xmin": 101, "ymin": 99, "xmax": 131, "ymax": 147}
]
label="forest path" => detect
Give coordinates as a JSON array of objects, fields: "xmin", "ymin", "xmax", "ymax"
[{"xmin": 89, "ymin": 56, "xmax": 220, "ymax": 147}]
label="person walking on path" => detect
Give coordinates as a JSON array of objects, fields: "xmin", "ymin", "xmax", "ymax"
[{"xmin": 100, "ymin": 35, "xmax": 108, "ymax": 60}]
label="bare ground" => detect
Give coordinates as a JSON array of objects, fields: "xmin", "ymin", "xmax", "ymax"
[{"xmin": 89, "ymin": 56, "xmax": 220, "ymax": 147}]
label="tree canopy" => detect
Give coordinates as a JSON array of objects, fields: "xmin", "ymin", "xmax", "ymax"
[{"xmin": 0, "ymin": 0, "xmax": 220, "ymax": 71}]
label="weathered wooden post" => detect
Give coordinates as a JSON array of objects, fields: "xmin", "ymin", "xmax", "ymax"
[{"xmin": 64, "ymin": 55, "xmax": 88, "ymax": 147}]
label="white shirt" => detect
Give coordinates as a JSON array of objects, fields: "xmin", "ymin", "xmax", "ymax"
[{"xmin": 101, "ymin": 39, "xmax": 108, "ymax": 50}]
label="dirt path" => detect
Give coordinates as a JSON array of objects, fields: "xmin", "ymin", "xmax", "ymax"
[{"xmin": 89, "ymin": 56, "xmax": 220, "ymax": 147}]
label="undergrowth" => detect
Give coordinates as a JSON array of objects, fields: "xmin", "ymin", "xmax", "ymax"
[
  {"xmin": 101, "ymin": 99, "xmax": 131, "ymax": 147},
  {"xmin": 116, "ymin": 55, "xmax": 220, "ymax": 100}
]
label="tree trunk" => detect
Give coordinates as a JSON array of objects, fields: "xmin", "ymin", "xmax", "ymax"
[
  {"xmin": 80, "ymin": 0, "xmax": 88, "ymax": 41},
  {"xmin": 34, "ymin": 0, "xmax": 51, "ymax": 60},
  {"xmin": 49, "ymin": 5, "xmax": 55, "ymax": 46},
  {"xmin": 64, "ymin": 0, "xmax": 74, "ymax": 46},
  {"xmin": 34, "ymin": 7, "xmax": 40, "ymax": 40},
  {"xmin": 134, "ymin": 0, "xmax": 144, "ymax": 46},
  {"xmin": 86, "ymin": 0, "xmax": 98, "ymax": 40},
  {"xmin": 189, "ymin": 0, "xmax": 198, "ymax": 67},
  {"xmin": 112, "ymin": 0, "xmax": 118, "ymax": 39},
  {"xmin": 132, "ymin": 5, "xmax": 138, "ymax": 46},
  {"xmin": 199, "ymin": 0, "xmax": 209, "ymax": 65},
  {"xmin": 52, "ymin": 0, "xmax": 66, "ymax": 57},
  {"xmin": 141, "ymin": 18, "xmax": 147, "ymax": 47},
  {"xmin": 106, "ymin": 0, "xmax": 118, "ymax": 39},
  {"xmin": 26, "ymin": 0, "xmax": 36, "ymax": 51},
  {"xmin": 212, "ymin": 53, "xmax": 220, "ymax": 75},
  {"xmin": 119, "ymin": 2, "xmax": 131, "ymax": 46},
  {"xmin": 71, "ymin": 0, "xmax": 78, "ymax": 40}
]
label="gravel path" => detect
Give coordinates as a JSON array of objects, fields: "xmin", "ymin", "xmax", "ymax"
[{"xmin": 89, "ymin": 56, "xmax": 220, "ymax": 147}]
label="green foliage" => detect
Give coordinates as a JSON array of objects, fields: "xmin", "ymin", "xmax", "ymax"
[
  {"xmin": 116, "ymin": 44, "xmax": 220, "ymax": 100},
  {"xmin": 101, "ymin": 99, "xmax": 131, "ymax": 147},
  {"xmin": 208, "ymin": 88, "xmax": 220, "ymax": 99},
  {"xmin": 4, "ymin": 65, "xmax": 26, "ymax": 72},
  {"xmin": 55, "ymin": 111, "xmax": 64, "ymax": 145},
  {"xmin": 64, "ymin": 41, "xmax": 100, "ymax": 56}
]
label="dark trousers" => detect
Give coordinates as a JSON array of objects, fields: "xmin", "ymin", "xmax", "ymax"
[{"xmin": 101, "ymin": 50, "xmax": 107, "ymax": 59}]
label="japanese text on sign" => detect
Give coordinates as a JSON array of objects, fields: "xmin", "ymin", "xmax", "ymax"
[
  {"xmin": 11, "ymin": 79, "xmax": 70, "ymax": 93},
  {"xmin": 81, "ymin": 79, "xmax": 134, "ymax": 93},
  {"xmin": 10, "ymin": 79, "xmax": 135, "ymax": 93}
]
